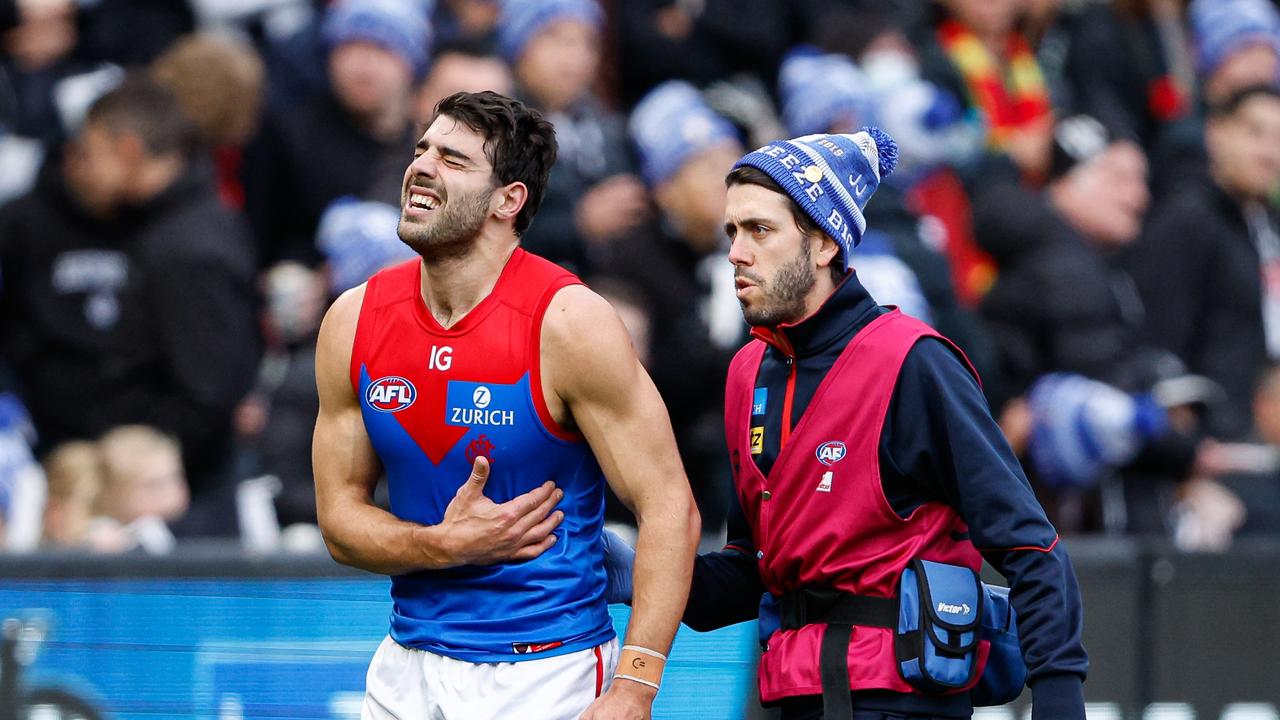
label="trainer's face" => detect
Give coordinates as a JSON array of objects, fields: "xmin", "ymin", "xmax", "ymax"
[
  {"xmin": 398, "ymin": 115, "xmax": 498, "ymax": 258},
  {"xmin": 723, "ymin": 183, "xmax": 821, "ymax": 328}
]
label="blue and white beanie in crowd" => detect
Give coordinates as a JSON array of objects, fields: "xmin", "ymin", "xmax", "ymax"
[
  {"xmin": 317, "ymin": 197, "xmax": 417, "ymax": 296},
  {"xmin": 779, "ymin": 47, "xmax": 874, "ymax": 137},
  {"xmin": 497, "ymin": 0, "xmax": 603, "ymax": 63},
  {"xmin": 630, "ymin": 80, "xmax": 740, "ymax": 187},
  {"xmin": 733, "ymin": 128, "xmax": 898, "ymax": 271},
  {"xmin": 1027, "ymin": 373, "xmax": 1169, "ymax": 490},
  {"xmin": 1189, "ymin": 0, "xmax": 1280, "ymax": 78},
  {"xmin": 322, "ymin": 0, "xmax": 434, "ymax": 77}
]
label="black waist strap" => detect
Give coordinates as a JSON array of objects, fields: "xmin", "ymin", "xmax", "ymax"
[
  {"xmin": 777, "ymin": 589, "xmax": 898, "ymax": 720},
  {"xmin": 778, "ymin": 589, "xmax": 897, "ymax": 631}
]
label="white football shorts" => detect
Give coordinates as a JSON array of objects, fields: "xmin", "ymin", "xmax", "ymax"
[{"xmin": 361, "ymin": 635, "xmax": 619, "ymax": 720}]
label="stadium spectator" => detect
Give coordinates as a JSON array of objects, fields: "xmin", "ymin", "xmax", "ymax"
[
  {"xmin": 1041, "ymin": 0, "xmax": 1195, "ymax": 149},
  {"xmin": 432, "ymin": 0, "xmax": 500, "ymax": 45},
  {"xmin": 0, "ymin": 136, "xmax": 132, "ymax": 453},
  {"xmin": 73, "ymin": 0, "xmax": 194, "ymax": 68},
  {"xmin": 40, "ymin": 440, "xmax": 102, "ymax": 549},
  {"xmin": 413, "ymin": 36, "xmax": 512, "ymax": 127},
  {"xmin": 607, "ymin": 80, "xmax": 743, "ymax": 531},
  {"xmin": 1194, "ymin": 363, "xmax": 1280, "ymax": 539},
  {"xmin": 40, "ymin": 425, "xmax": 187, "ymax": 554},
  {"xmin": 0, "ymin": 0, "xmax": 125, "ymax": 194},
  {"xmin": 151, "ymin": 32, "xmax": 267, "ymax": 211},
  {"xmin": 1127, "ymin": 84, "xmax": 1280, "ymax": 441},
  {"xmin": 236, "ymin": 262, "xmax": 326, "ymax": 528},
  {"xmin": 243, "ymin": 0, "xmax": 427, "ymax": 267},
  {"xmin": 978, "ymin": 117, "xmax": 1153, "ymax": 407},
  {"xmin": 1152, "ymin": 0, "xmax": 1280, "ymax": 195},
  {"xmin": 613, "ymin": 0, "xmax": 799, "ymax": 107},
  {"xmin": 76, "ymin": 77, "xmax": 259, "ymax": 535},
  {"xmin": 975, "ymin": 116, "xmax": 1208, "ymax": 532},
  {"xmin": 1190, "ymin": 0, "xmax": 1280, "ymax": 108},
  {"xmin": 499, "ymin": 0, "xmax": 646, "ymax": 273},
  {"xmin": 920, "ymin": 0, "xmax": 1055, "ymax": 183},
  {"xmin": 94, "ymin": 424, "xmax": 187, "ymax": 551}
]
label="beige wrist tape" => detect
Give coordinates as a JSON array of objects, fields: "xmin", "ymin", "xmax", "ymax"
[{"xmin": 614, "ymin": 645, "xmax": 667, "ymax": 689}]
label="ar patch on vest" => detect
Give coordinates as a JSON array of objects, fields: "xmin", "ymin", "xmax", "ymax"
[
  {"xmin": 750, "ymin": 426, "xmax": 764, "ymax": 455},
  {"xmin": 446, "ymin": 381, "xmax": 520, "ymax": 428},
  {"xmin": 752, "ymin": 387, "xmax": 768, "ymax": 415}
]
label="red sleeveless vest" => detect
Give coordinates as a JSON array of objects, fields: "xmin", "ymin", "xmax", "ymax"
[{"xmin": 724, "ymin": 310, "xmax": 989, "ymax": 701}]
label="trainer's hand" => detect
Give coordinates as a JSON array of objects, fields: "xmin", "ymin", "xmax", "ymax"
[
  {"xmin": 602, "ymin": 528, "xmax": 636, "ymax": 604},
  {"xmin": 580, "ymin": 677, "xmax": 655, "ymax": 720},
  {"xmin": 438, "ymin": 457, "xmax": 564, "ymax": 566}
]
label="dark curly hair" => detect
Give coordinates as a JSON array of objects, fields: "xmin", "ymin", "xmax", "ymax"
[{"xmin": 432, "ymin": 91, "xmax": 558, "ymax": 237}]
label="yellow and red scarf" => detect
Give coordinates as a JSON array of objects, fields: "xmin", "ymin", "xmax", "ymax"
[{"xmin": 938, "ymin": 19, "xmax": 1052, "ymax": 149}]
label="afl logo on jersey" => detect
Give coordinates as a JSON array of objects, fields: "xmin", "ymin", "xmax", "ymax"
[
  {"xmin": 366, "ymin": 376, "xmax": 417, "ymax": 413},
  {"xmin": 815, "ymin": 440, "xmax": 847, "ymax": 466}
]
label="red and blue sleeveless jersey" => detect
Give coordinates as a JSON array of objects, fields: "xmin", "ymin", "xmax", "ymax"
[{"xmin": 350, "ymin": 248, "xmax": 614, "ymax": 662}]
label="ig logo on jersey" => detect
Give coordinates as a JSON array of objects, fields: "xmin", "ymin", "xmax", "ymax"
[
  {"xmin": 365, "ymin": 376, "xmax": 417, "ymax": 413},
  {"xmin": 815, "ymin": 440, "xmax": 847, "ymax": 466}
]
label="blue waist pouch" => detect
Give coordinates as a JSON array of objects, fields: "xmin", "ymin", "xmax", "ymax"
[{"xmin": 897, "ymin": 559, "xmax": 1027, "ymax": 705}]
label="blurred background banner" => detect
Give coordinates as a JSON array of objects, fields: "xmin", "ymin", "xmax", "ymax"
[
  {"xmin": 0, "ymin": 539, "xmax": 1278, "ymax": 719},
  {"xmin": 0, "ymin": 549, "xmax": 759, "ymax": 719}
]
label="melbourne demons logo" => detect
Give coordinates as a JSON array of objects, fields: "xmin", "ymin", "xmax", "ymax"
[
  {"xmin": 815, "ymin": 440, "xmax": 847, "ymax": 466},
  {"xmin": 365, "ymin": 376, "xmax": 417, "ymax": 413}
]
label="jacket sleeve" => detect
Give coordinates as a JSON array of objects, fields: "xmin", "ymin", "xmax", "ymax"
[
  {"xmin": 880, "ymin": 338, "xmax": 1088, "ymax": 719},
  {"xmin": 683, "ymin": 492, "xmax": 765, "ymax": 632}
]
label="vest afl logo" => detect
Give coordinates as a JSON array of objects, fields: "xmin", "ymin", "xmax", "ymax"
[
  {"xmin": 815, "ymin": 440, "xmax": 847, "ymax": 466},
  {"xmin": 365, "ymin": 376, "xmax": 417, "ymax": 413}
]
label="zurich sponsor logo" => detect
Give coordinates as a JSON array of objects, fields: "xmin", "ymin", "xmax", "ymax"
[
  {"xmin": 365, "ymin": 376, "xmax": 416, "ymax": 413},
  {"xmin": 447, "ymin": 380, "xmax": 517, "ymax": 427},
  {"xmin": 815, "ymin": 440, "xmax": 847, "ymax": 466}
]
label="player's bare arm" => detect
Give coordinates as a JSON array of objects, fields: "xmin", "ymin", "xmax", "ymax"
[
  {"xmin": 313, "ymin": 283, "xmax": 565, "ymax": 574},
  {"xmin": 541, "ymin": 284, "xmax": 701, "ymax": 718}
]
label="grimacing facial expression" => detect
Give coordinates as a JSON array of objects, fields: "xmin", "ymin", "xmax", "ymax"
[
  {"xmin": 398, "ymin": 115, "xmax": 498, "ymax": 259},
  {"xmin": 724, "ymin": 182, "xmax": 820, "ymax": 328}
]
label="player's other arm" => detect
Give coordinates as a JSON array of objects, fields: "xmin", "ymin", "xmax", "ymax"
[
  {"xmin": 543, "ymin": 286, "xmax": 700, "ymax": 708},
  {"xmin": 313, "ymin": 285, "xmax": 564, "ymax": 575}
]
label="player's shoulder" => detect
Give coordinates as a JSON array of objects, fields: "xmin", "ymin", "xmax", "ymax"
[
  {"xmin": 319, "ymin": 283, "xmax": 368, "ymax": 350},
  {"xmin": 541, "ymin": 283, "xmax": 644, "ymax": 402},
  {"xmin": 542, "ymin": 284, "xmax": 634, "ymax": 370},
  {"xmin": 543, "ymin": 283, "xmax": 618, "ymax": 338}
]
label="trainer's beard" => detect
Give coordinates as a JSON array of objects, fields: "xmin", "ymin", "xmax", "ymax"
[
  {"xmin": 398, "ymin": 186, "xmax": 492, "ymax": 262},
  {"xmin": 739, "ymin": 240, "xmax": 816, "ymax": 328}
]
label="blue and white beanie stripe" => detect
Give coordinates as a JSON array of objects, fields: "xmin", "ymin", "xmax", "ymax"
[
  {"xmin": 733, "ymin": 128, "xmax": 897, "ymax": 271},
  {"xmin": 498, "ymin": 0, "xmax": 604, "ymax": 63}
]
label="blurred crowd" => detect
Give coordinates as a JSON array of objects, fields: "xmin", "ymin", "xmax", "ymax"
[{"xmin": 3, "ymin": 0, "xmax": 1280, "ymax": 555}]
